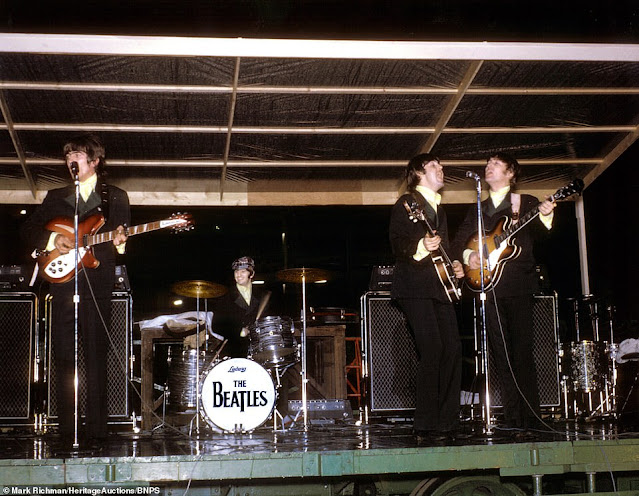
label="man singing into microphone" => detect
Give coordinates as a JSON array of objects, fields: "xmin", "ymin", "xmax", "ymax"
[
  {"xmin": 453, "ymin": 153, "xmax": 556, "ymax": 438},
  {"xmin": 21, "ymin": 134, "xmax": 130, "ymax": 450}
]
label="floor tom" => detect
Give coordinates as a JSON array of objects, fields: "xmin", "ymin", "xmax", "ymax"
[{"xmin": 167, "ymin": 348, "xmax": 216, "ymax": 410}]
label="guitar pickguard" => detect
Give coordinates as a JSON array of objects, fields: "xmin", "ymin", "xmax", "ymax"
[{"xmin": 42, "ymin": 247, "xmax": 91, "ymax": 281}]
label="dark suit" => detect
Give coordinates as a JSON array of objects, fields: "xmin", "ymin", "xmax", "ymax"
[
  {"xmin": 21, "ymin": 181, "xmax": 130, "ymax": 440},
  {"xmin": 213, "ymin": 284, "xmax": 270, "ymax": 358},
  {"xmin": 453, "ymin": 192, "xmax": 548, "ymax": 428},
  {"xmin": 389, "ymin": 191, "xmax": 462, "ymax": 433}
]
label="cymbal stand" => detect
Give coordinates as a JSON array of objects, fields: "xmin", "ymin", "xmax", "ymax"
[
  {"xmin": 572, "ymin": 298, "xmax": 580, "ymax": 341},
  {"xmin": 471, "ymin": 174, "xmax": 494, "ymax": 435},
  {"xmin": 606, "ymin": 305, "xmax": 618, "ymax": 416},
  {"xmin": 193, "ymin": 296, "xmax": 205, "ymax": 436},
  {"xmin": 271, "ymin": 361, "xmax": 297, "ymax": 431},
  {"xmin": 300, "ymin": 273, "xmax": 309, "ymax": 429},
  {"xmin": 271, "ymin": 365, "xmax": 286, "ymax": 431}
]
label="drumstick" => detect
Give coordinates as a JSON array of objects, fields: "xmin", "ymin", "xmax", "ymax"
[
  {"xmin": 255, "ymin": 291, "xmax": 272, "ymax": 321},
  {"xmin": 240, "ymin": 291, "xmax": 272, "ymax": 338},
  {"xmin": 212, "ymin": 339, "xmax": 228, "ymax": 361}
]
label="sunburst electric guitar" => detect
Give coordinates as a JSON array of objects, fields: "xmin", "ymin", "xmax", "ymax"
[
  {"xmin": 36, "ymin": 212, "xmax": 193, "ymax": 283},
  {"xmin": 464, "ymin": 179, "xmax": 584, "ymax": 291},
  {"xmin": 403, "ymin": 200, "xmax": 462, "ymax": 302}
]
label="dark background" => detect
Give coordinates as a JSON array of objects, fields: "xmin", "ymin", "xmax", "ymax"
[{"xmin": 1, "ymin": 0, "xmax": 638, "ymax": 43}]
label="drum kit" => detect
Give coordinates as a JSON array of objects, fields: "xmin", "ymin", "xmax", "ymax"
[
  {"xmin": 559, "ymin": 295, "xmax": 619, "ymax": 420},
  {"xmin": 162, "ymin": 268, "xmax": 331, "ymax": 434}
]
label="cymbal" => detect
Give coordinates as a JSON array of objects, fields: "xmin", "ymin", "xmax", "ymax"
[
  {"xmin": 277, "ymin": 267, "xmax": 333, "ymax": 284},
  {"xmin": 171, "ymin": 280, "xmax": 227, "ymax": 299}
]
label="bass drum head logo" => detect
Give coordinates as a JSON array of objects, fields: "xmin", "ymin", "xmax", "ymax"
[{"xmin": 200, "ymin": 357, "xmax": 276, "ymax": 432}]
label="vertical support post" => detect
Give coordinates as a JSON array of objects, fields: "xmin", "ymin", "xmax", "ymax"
[
  {"xmin": 586, "ymin": 472, "xmax": 597, "ymax": 493},
  {"xmin": 532, "ymin": 474, "xmax": 543, "ymax": 496},
  {"xmin": 575, "ymin": 197, "xmax": 590, "ymax": 295}
]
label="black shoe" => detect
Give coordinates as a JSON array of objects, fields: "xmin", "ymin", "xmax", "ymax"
[
  {"xmin": 413, "ymin": 429, "xmax": 449, "ymax": 445},
  {"xmin": 511, "ymin": 430, "xmax": 537, "ymax": 442}
]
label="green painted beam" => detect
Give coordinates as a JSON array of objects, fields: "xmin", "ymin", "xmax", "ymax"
[{"xmin": 2, "ymin": 440, "xmax": 639, "ymax": 485}]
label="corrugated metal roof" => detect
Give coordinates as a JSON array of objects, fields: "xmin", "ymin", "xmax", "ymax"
[{"xmin": 1, "ymin": 34, "xmax": 638, "ymax": 205}]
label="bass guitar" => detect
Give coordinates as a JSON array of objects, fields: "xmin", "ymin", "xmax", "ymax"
[
  {"xmin": 464, "ymin": 179, "xmax": 583, "ymax": 291},
  {"xmin": 403, "ymin": 200, "xmax": 462, "ymax": 302},
  {"xmin": 37, "ymin": 212, "xmax": 193, "ymax": 283}
]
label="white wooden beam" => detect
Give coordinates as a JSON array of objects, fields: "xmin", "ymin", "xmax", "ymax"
[{"xmin": 1, "ymin": 34, "xmax": 638, "ymax": 62}]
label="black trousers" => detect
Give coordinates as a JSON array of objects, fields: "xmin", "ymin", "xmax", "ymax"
[
  {"xmin": 51, "ymin": 270, "xmax": 112, "ymax": 439},
  {"xmin": 397, "ymin": 298, "xmax": 461, "ymax": 432},
  {"xmin": 484, "ymin": 294, "xmax": 541, "ymax": 428}
]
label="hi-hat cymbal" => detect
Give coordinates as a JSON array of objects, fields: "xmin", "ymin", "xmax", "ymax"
[
  {"xmin": 171, "ymin": 280, "xmax": 227, "ymax": 299},
  {"xmin": 277, "ymin": 267, "xmax": 333, "ymax": 284}
]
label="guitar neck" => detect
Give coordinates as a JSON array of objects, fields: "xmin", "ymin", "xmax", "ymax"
[
  {"xmin": 494, "ymin": 192, "xmax": 559, "ymax": 245},
  {"xmin": 87, "ymin": 220, "xmax": 167, "ymax": 246}
]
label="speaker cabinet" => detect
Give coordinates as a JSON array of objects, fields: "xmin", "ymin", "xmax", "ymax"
[
  {"xmin": 361, "ymin": 291, "xmax": 418, "ymax": 413},
  {"xmin": 361, "ymin": 292, "xmax": 561, "ymax": 416},
  {"xmin": 487, "ymin": 295, "xmax": 561, "ymax": 408},
  {"xmin": 0, "ymin": 292, "xmax": 37, "ymax": 424},
  {"xmin": 46, "ymin": 292, "xmax": 132, "ymax": 421}
]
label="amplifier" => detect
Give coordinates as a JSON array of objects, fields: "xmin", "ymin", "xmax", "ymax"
[
  {"xmin": 487, "ymin": 294, "xmax": 562, "ymax": 408},
  {"xmin": 46, "ymin": 292, "xmax": 133, "ymax": 422},
  {"xmin": 0, "ymin": 265, "xmax": 30, "ymax": 292},
  {"xmin": 361, "ymin": 291, "xmax": 418, "ymax": 413},
  {"xmin": 368, "ymin": 265, "xmax": 394, "ymax": 291},
  {"xmin": 0, "ymin": 292, "xmax": 37, "ymax": 424}
]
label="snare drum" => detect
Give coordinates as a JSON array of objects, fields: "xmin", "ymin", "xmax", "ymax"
[
  {"xmin": 564, "ymin": 340, "xmax": 607, "ymax": 392},
  {"xmin": 167, "ymin": 349, "xmax": 216, "ymax": 411},
  {"xmin": 248, "ymin": 316, "xmax": 298, "ymax": 368},
  {"xmin": 200, "ymin": 358, "xmax": 276, "ymax": 433}
]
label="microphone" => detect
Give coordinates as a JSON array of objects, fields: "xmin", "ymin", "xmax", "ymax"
[
  {"xmin": 70, "ymin": 161, "xmax": 79, "ymax": 175},
  {"xmin": 465, "ymin": 170, "xmax": 481, "ymax": 181}
]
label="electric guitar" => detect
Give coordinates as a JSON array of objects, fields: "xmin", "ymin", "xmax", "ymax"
[
  {"xmin": 36, "ymin": 212, "xmax": 193, "ymax": 283},
  {"xmin": 464, "ymin": 179, "xmax": 584, "ymax": 291},
  {"xmin": 403, "ymin": 200, "xmax": 462, "ymax": 302}
]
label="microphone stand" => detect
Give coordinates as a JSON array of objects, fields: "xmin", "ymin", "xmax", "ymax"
[
  {"xmin": 471, "ymin": 175, "xmax": 493, "ymax": 435},
  {"xmin": 72, "ymin": 164, "xmax": 81, "ymax": 450}
]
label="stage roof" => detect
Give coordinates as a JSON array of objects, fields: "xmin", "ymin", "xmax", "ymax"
[{"xmin": 1, "ymin": 33, "xmax": 638, "ymax": 206}]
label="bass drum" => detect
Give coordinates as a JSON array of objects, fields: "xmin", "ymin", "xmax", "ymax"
[
  {"xmin": 167, "ymin": 348, "xmax": 216, "ymax": 411},
  {"xmin": 200, "ymin": 357, "xmax": 277, "ymax": 433}
]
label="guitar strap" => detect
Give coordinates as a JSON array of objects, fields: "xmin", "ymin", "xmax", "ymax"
[
  {"xmin": 410, "ymin": 191, "xmax": 438, "ymax": 228},
  {"xmin": 510, "ymin": 192, "xmax": 521, "ymax": 223}
]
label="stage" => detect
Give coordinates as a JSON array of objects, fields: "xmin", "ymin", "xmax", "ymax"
[
  {"xmin": 1, "ymin": 290, "xmax": 639, "ymax": 494},
  {"xmin": 1, "ymin": 415, "xmax": 639, "ymax": 496}
]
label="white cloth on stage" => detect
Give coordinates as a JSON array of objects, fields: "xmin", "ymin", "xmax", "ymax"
[
  {"xmin": 617, "ymin": 338, "xmax": 639, "ymax": 363},
  {"xmin": 138, "ymin": 311, "xmax": 223, "ymax": 340}
]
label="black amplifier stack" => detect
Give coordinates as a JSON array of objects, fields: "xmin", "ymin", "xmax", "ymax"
[{"xmin": 0, "ymin": 265, "xmax": 134, "ymax": 430}]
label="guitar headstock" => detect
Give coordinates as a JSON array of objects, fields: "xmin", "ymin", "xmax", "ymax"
[
  {"xmin": 551, "ymin": 179, "xmax": 584, "ymax": 202},
  {"xmin": 167, "ymin": 212, "xmax": 194, "ymax": 232},
  {"xmin": 402, "ymin": 200, "xmax": 425, "ymax": 223}
]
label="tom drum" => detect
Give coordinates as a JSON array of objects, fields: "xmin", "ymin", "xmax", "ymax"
[
  {"xmin": 248, "ymin": 316, "xmax": 298, "ymax": 368},
  {"xmin": 564, "ymin": 340, "xmax": 608, "ymax": 392}
]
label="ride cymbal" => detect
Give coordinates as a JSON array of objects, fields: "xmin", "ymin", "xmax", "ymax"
[
  {"xmin": 171, "ymin": 280, "xmax": 227, "ymax": 299},
  {"xmin": 276, "ymin": 267, "xmax": 333, "ymax": 284}
]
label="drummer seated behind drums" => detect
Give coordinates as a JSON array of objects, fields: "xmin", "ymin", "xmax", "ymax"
[{"xmin": 212, "ymin": 256, "xmax": 271, "ymax": 358}]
